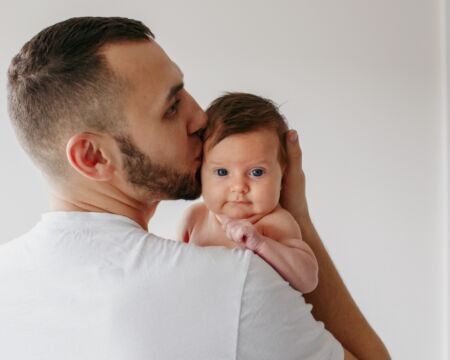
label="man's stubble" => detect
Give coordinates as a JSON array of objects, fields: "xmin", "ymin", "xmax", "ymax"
[{"xmin": 114, "ymin": 135, "xmax": 202, "ymax": 201}]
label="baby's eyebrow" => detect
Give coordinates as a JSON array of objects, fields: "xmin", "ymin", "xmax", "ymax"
[
  {"xmin": 206, "ymin": 160, "xmax": 272, "ymax": 167},
  {"xmin": 206, "ymin": 161, "xmax": 226, "ymax": 166}
]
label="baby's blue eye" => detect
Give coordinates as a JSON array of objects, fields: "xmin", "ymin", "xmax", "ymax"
[
  {"xmin": 250, "ymin": 168, "xmax": 264, "ymax": 177},
  {"xmin": 216, "ymin": 168, "xmax": 228, "ymax": 176}
]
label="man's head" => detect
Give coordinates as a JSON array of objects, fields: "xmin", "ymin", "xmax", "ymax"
[{"xmin": 7, "ymin": 17, "xmax": 206, "ymax": 205}]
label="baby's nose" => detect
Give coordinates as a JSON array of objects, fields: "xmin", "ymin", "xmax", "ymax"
[{"xmin": 230, "ymin": 178, "xmax": 249, "ymax": 193}]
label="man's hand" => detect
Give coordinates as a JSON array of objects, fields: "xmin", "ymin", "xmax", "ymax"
[
  {"xmin": 280, "ymin": 130, "xmax": 310, "ymax": 222},
  {"xmin": 280, "ymin": 132, "xmax": 390, "ymax": 359},
  {"xmin": 222, "ymin": 219, "xmax": 264, "ymax": 252}
]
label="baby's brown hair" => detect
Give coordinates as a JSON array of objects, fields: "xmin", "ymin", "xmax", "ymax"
[{"xmin": 205, "ymin": 92, "xmax": 289, "ymax": 167}]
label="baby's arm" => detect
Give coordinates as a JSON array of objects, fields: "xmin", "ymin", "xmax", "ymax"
[{"xmin": 224, "ymin": 209, "xmax": 318, "ymax": 293}]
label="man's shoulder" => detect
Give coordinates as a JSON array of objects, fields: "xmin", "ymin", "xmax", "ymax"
[
  {"xmin": 242, "ymin": 252, "xmax": 296, "ymax": 297},
  {"xmin": 239, "ymin": 254, "xmax": 343, "ymax": 359},
  {"xmin": 0, "ymin": 232, "xmax": 31, "ymax": 265}
]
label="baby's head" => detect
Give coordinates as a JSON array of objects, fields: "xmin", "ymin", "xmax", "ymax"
[{"xmin": 201, "ymin": 92, "xmax": 289, "ymax": 221}]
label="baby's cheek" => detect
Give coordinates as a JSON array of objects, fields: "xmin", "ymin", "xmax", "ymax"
[
  {"xmin": 255, "ymin": 188, "xmax": 280, "ymax": 213},
  {"xmin": 203, "ymin": 189, "xmax": 225, "ymax": 213}
]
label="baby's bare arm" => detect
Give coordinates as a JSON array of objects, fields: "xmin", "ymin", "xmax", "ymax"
[
  {"xmin": 223, "ymin": 208, "xmax": 318, "ymax": 293},
  {"xmin": 256, "ymin": 209, "xmax": 318, "ymax": 293},
  {"xmin": 254, "ymin": 235, "xmax": 318, "ymax": 293}
]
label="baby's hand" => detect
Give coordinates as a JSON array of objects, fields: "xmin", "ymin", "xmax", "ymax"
[{"xmin": 222, "ymin": 219, "xmax": 264, "ymax": 252}]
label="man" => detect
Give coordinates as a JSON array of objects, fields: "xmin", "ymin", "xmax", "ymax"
[{"xmin": 1, "ymin": 17, "xmax": 389, "ymax": 359}]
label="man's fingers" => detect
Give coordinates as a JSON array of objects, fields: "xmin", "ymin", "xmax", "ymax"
[
  {"xmin": 282, "ymin": 129, "xmax": 303, "ymax": 190},
  {"xmin": 285, "ymin": 129, "xmax": 302, "ymax": 168},
  {"xmin": 280, "ymin": 129, "xmax": 309, "ymax": 219}
]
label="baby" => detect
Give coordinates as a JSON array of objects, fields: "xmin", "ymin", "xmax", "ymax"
[{"xmin": 178, "ymin": 93, "xmax": 318, "ymax": 294}]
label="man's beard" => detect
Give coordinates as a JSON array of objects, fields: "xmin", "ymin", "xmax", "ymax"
[{"xmin": 114, "ymin": 135, "xmax": 201, "ymax": 200}]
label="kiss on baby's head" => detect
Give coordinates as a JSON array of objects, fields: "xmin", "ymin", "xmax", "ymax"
[{"xmin": 204, "ymin": 92, "xmax": 289, "ymax": 166}]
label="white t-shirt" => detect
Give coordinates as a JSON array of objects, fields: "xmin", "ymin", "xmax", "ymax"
[{"xmin": 0, "ymin": 212, "xmax": 343, "ymax": 360}]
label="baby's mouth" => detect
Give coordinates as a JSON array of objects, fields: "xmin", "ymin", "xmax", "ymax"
[{"xmin": 228, "ymin": 200, "xmax": 251, "ymax": 205}]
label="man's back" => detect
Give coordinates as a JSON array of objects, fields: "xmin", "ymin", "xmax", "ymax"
[{"xmin": 0, "ymin": 212, "xmax": 342, "ymax": 360}]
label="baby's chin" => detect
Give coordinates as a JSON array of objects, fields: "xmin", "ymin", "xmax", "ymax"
[{"xmin": 220, "ymin": 208, "xmax": 271, "ymax": 224}]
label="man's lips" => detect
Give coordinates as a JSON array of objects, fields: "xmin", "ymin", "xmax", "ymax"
[{"xmin": 194, "ymin": 153, "xmax": 203, "ymax": 163}]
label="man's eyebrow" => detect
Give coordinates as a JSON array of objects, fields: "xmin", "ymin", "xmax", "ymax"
[{"xmin": 167, "ymin": 82, "xmax": 184, "ymax": 102}]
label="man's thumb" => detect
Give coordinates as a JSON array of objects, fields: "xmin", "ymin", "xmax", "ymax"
[{"xmin": 285, "ymin": 130, "xmax": 302, "ymax": 165}]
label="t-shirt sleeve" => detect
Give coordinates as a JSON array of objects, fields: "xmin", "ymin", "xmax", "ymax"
[{"xmin": 237, "ymin": 253, "xmax": 343, "ymax": 360}]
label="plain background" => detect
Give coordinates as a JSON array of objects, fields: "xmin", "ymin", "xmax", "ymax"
[{"xmin": 0, "ymin": 1, "xmax": 448, "ymax": 359}]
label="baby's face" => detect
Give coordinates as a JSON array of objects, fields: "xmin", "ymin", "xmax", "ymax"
[{"xmin": 201, "ymin": 129, "xmax": 284, "ymax": 221}]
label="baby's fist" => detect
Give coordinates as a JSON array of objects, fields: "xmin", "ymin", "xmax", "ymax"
[{"xmin": 223, "ymin": 219, "xmax": 264, "ymax": 252}]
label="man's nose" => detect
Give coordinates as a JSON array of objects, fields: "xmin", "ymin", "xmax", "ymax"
[{"xmin": 187, "ymin": 93, "xmax": 207, "ymax": 136}]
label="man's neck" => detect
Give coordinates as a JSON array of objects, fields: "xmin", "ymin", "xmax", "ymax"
[{"xmin": 49, "ymin": 184, "xmax": 159, "ymax": 231}]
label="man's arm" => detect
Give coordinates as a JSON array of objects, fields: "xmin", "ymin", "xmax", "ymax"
[{"xmin": 280, "ymin": 130, "xmax": 390, "ymax": 359}]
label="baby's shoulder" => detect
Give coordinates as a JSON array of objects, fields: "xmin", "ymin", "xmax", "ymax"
[
  {"xmin": 183, "ymin": 202, "xmax": 209, "ymax": 224},
  {"xmin": 185, "ymin": 201, "xmax": 208, "ymax": 215},
  {"xmin": 177, "ymin": 202, "xmax": 209, "ymax": 242},
  {"xmin": 259, "ymin": 206, "xmax": 296, "ymax": 225},
  {"xmin": 257, "ymin": 206, "xmax": 301, "ymax": 240}
]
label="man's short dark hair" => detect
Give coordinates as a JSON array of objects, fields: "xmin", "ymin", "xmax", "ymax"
[
  {"xmin": 205, "ymin": 92, "xmax": 289, "ymax": 167},
  {"xmin": 7, "ymin": 17, "xmax": 154, "ymax": 178}
]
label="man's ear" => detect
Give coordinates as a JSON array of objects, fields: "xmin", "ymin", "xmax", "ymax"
[{"xmin": 66, "ymin": 133, "xmax": 115, "ymax": 181}]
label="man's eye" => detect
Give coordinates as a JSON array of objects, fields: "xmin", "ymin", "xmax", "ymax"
[
  {"xmin": 250, "ymin": 168, "xmax": 264, "ymax": 177},
  {"xmin": 215, "ymin": 168, "xmax": 228, "ymax": 176},
  {"xmin": 165, "ymin": 99, "xmax": 180, "ymax": 117}
]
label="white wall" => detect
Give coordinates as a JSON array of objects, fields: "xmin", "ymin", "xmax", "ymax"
[
  {"xmin": 444, "ymin": 0, "xmax": 450, "ymax": 358},
  {"xmin": 0, "ymin": 1, "xmax": 446, "ymax": 359}
]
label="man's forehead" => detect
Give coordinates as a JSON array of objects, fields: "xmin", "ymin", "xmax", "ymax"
[
  {"xmin": 101, "ymin": 39, "xmax": 181, "ymax": 82},
  {"xmin": 101, "ymin": 39, "xmax": 184, "ymax": 104}
]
